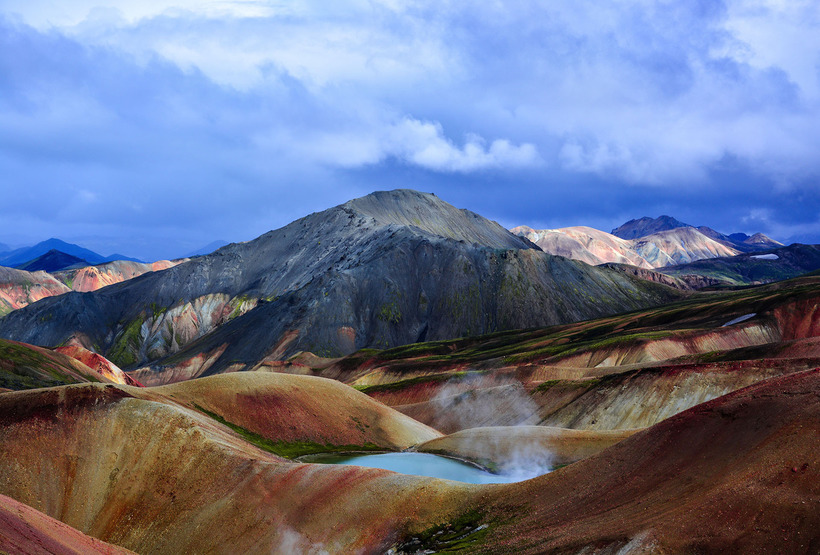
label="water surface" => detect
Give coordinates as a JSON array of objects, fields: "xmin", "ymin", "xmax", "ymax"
[{"xmin": 303, "ymin": 452, "xmax": 548, "ymax": 484}]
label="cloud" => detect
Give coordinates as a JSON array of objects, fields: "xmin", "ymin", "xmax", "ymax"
[{"xmin": 0, "ymin": 1, "xmax": 819, "ymax": 257}]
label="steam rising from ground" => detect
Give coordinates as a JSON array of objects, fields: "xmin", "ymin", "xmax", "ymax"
[
  {"xmin": 430, "ymin": 374, "xmax": 554, "ymax": 480},
  {"xmin": 272, "ymin": 525, "xmax": 329, "ymax": 555},
  {"xmin": 431, "ymin": 375, "xmax": 540, "ymax": 430}
]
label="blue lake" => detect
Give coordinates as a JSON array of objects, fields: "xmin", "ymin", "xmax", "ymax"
[{"xmin": 302, "ymin": 452, "xmax": 548, "ymax": 484}]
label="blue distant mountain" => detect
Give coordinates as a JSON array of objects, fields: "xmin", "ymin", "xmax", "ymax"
[
  {"xmin": 15, "ymin": 250, "xmax": 89, "ymax": 272},
  {"xmin": 104, "ymin": 253, "xmax": 144, "ymax": 263},
  {"xmin": 0, "ymin": 238, "xmax": 142, "ymax": 268}
]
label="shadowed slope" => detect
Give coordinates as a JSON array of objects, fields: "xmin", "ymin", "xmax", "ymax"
[{"xmin": 658, "ymin": 243, "xmax": 820, "ymax": 288}]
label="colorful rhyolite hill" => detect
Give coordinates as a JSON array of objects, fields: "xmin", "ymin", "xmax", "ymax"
[
  {"xmin": 0, "ymin": 366, "xmax": 816, "ymax": 553},
  {"xmin": 512, "ymin": 217, "xmax": 783, "ymax": 270}
]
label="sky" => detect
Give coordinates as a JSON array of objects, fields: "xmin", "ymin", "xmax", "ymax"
[{"xmin": 1, "ymin": 0, "xmax": 819, "ymax": 260}]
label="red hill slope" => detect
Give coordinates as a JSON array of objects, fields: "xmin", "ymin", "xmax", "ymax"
[
  {"xmin": 476, "ymin": 368, "xmax": 820, "ymax": 553},
  {"xmin": 0, "ymin": 494, "xmax": 135, "ymax": 555}
]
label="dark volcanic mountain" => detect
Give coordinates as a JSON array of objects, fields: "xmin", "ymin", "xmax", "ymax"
[
  {"xmin": 611, "ymin": 215, "xmax": 689, "ymax": 239},
  {"xmin": 15, "ymin": 249, "xmax": 88, "ymax": 272},
  {"xmin": 0, "ymin": 190, "xmax": 681, "ymax": 381}
]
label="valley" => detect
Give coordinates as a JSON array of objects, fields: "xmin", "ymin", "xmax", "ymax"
[{"xmin": 0, "ymin": 190, "xmax": 818, "ymax": 554}]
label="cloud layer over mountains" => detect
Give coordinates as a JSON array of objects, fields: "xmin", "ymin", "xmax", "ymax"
[{"xmin": 1, "ymin": 1, "xmax": 819, "ymax": 259}]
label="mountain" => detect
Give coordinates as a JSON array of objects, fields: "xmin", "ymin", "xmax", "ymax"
[
  {"xmin": 631, "ymin": 227, "xmax": 740, "ymax": 265},
  {"xmin": 0, "ymin": 238, "xmax": 142, "ymax": 268},
  {"xmin": 511, "ymin": 225, "xmax": 653, "ymax": 268},
  {"xmin": 514, "ymin": 224, "xmax": 740, "ymax": 269},
  {"xmin": 104, "ymin": 253, "xmax": 144, "ymax": 263},
  {"xmin": 697, "ymin": 227, "xmax": 783, "ymax": 253},
  {"xmin": 185, "ymin": 240, "xmax": 230, "ymax": 257},
  {"xmin": 0, "ymin": 238, "xmax": 107, "ymax": 267},
  {"xmin": 611, "ymin": 215, "xmax": 689, "ymax": 239},
  {"xmin": 0, "ymin": 266, "xmax": 71, "ymax": 316},
  {"xmin": 611, "ymin": 216, "xmax": 783, "ymax": 253},
  {"xmin": 0, "ymin": 259, "xmax": 185, "ymax": 315},
  {"xmin": 657, "ymin": 243, "xmax": 820, "ymax": 288},
  {"xmin": 0, "ymin": 190, "xmax": 682, "ymax": 380},
  {"xmin": 14, "ymin": 249, "xmax": 88, "ymax": 272},
  {"xmin": 53, "ymin": 259, "xmax": 186, "ymax": 292}
]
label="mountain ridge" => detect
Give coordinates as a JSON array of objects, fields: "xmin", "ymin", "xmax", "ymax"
[
  {"xmin": 0, "ymin": 238, "xmax": 142, "ymax": 268},
  {"xmin": 516, "ymin": 216, "xmax": 783, "ymax": 270},
  {"xmin": 0, "ymin": 189, "xmax": 682, "ymax": 380}
]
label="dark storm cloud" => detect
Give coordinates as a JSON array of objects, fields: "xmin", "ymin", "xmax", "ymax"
[{"xmin": 1, "ymin": 1, "xmax": 818, "ymax": 258}]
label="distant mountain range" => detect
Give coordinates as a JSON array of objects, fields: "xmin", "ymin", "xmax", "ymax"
[
  {"xmin": 15, "ymin": 250, "xmax": 88, "ymax": 273},
  {"xmin": 513, "ymin": 216, "xmax": 783, "ymax": 270},
  {"xmin": 611, "ymin": 215, "xmax": 782, "ymax": 253},
  {"xmin": 0, "ymin": 238, "xmax": 142, "ymax": 271}
]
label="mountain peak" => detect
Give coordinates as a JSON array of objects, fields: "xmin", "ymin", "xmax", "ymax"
[
  {"xmin": 611, "ymin": 215, "xmax": 690, "ymax": 240},
  {"xmin": 344, "ymin": 189, "xmax": 532, "ymax": 250},
  {"xmin": 15, "ymin": 249, "xmax": 88, "ymax": 272}
]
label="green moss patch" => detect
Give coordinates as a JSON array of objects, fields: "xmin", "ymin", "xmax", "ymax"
[
  {"xmin": 394, "ymin": 509, "xmax": 493, "ymax": 553},
  {"xmin": 108, "ymin": 318, "xmax": 144, "ymax": 368},
  {"xmin": 192, "ymin": 404, "xmax": 382, "ymax": 459}
]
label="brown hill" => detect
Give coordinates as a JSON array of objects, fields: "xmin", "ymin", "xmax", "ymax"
[
  {"xmin": 0, "ymin": 366, "xmax": 816, "ymax": 553},
  {"xmin": 473, "ymin": 368, "xmax": 820, "ymax": 553},
  {"xmin": 0, "ymin": 380, "xmax": 462, "ymax": 554},
  {"xmin": 145, "ymin": 372, "xmax": 441, "ymax": 450}
]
